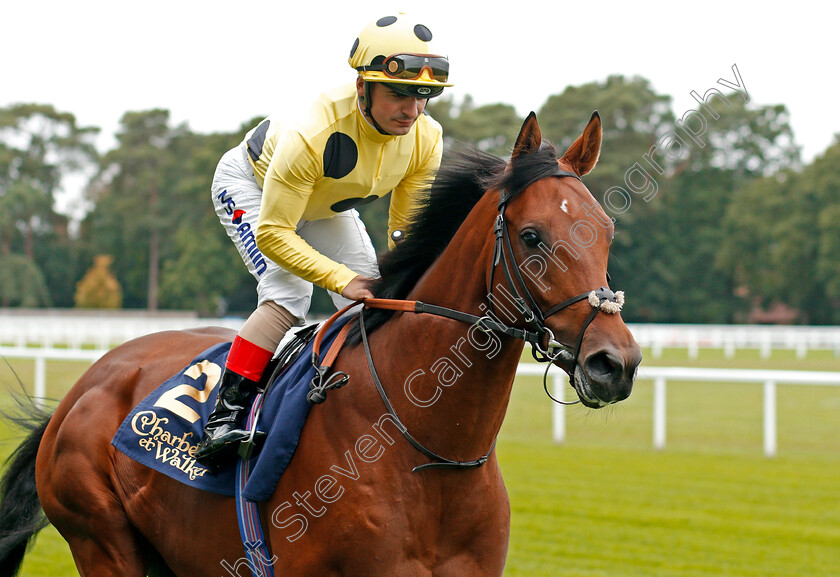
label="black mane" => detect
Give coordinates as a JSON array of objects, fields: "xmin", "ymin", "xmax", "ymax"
[{"xmin": 347, "ymin": 141, "xmax": 561, "ymax": 342}]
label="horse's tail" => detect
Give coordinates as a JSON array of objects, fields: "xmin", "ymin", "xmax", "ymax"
[{"xmin": 0, "ymin": 396, "xmax": 51, "ymax": 577}]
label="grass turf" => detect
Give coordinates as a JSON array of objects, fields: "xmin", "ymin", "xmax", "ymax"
[{"xmin": 1, "ymin": 346, "xmax": 838, "ymax": 576}]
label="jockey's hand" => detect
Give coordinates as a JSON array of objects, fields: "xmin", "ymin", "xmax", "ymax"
[{"xmin": 341, "ymin": 275, "xmax": 375, "ymax": 301}]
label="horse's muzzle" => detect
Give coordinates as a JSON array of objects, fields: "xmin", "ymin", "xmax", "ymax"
[{"xmin": 574, "ymin": 345, "xmax": 642, "ymax": 408}]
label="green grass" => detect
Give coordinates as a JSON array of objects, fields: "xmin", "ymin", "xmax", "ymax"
[
  {"xmin": 0, "ymin": 359, "xmax": 89, "ymax": 577},
  {"xmin": 500, "ymin": 350, "xmax": 840, "ymax": 576},
  {"xmin": 499, "ymin": 442, "xmax": 840, "ymax": 576},
  {"xmin": 641, "ymin": 345, "xmax": 840, "ymax": 371},
  {"xmin": 1, "ymin": 348, "xmax": 839, "ymax": 576}
]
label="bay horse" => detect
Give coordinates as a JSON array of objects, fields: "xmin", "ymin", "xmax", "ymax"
[{"xmin": 0, "ymin": 112, "xmax": 641, "ymax": 576}]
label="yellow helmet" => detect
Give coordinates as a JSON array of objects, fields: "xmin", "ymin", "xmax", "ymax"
[{"xmin": 349, "ymin": 14, "xmax": 452, "ymax": 99}]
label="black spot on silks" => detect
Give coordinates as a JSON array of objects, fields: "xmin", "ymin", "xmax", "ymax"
[
  {"xmin": 376, "ymin": 16, "xmax": 397, "ymax": 27},
  {"xmin": 330, "ymin": 196, "xmax": 379, "ymax": 213},
  {"xmin": 349, "ymin": 37, "xmax": 359, "ymax": 58},
  {"xmin": 323, "ymin": 132, "xmax": 358, "ymax": 179}
]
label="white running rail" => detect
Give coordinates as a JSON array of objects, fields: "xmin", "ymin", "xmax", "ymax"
[
  {"xmin": 3, "ymin": 315, "xmax": 840, "ymax": 358},
  {"xmin": 3, "ymin": 345, "xmax": 838, "ymax": 458},
  {"xmin": 516, "ymin": 364, "xmax": 840, "ymax": 457}
]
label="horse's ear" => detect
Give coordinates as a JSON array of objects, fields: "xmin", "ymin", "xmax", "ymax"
[
  {"xmin": 560, "ymin": 111, "xmax": 602, "ymax": 176},
  {"xmin": 511, "ymin": 111, "xmax": 542, "ymax": 160}
]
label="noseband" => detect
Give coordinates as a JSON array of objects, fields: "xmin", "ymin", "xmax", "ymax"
[{"xmin": 485, "ymin": 170, "xmax": 625, "ymax": 376}]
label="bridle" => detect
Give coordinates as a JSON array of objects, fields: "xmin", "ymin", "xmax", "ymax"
[
  {"xmin": 485, "ymin": 167, "xmax": 625, "ymax": 378},
  {"xmin": 308, "ymin": 167, "xmax": 626, "ymax": 470}
]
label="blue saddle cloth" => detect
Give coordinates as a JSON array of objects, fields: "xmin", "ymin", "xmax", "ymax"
[{"xmin": 111, "ymin": 315, "xmax": 352, "ymax": 500}]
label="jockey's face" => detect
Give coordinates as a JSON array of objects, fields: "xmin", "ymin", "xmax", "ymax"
[{"xmin": 358, "ymin": 80, "xmax": 427, "ymax": 136}]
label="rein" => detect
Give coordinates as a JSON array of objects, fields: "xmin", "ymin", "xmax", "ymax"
[
  {"xmin": 358, "ymin": 306, "xmax": 494, "ymax": 472},
  {"xmin": 306, "ymin": 299, "xmax": 498, "ymax": 471}
]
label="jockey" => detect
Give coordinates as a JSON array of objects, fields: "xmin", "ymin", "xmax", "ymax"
[{"xmin": 196, "ymin": 14, "xmax": 451, "ymax": 467}]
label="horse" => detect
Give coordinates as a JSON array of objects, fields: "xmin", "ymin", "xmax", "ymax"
[{"xmin": 0, "ymin": 112, "xmax": 642, "ymax": 577}]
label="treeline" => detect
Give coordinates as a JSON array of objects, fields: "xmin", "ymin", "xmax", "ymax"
[{"xmin": 1, "ymin": 75, "xmax": 837, "ymax": 323}]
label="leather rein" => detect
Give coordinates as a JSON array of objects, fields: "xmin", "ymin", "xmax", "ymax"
[{"xmin": 308, "ymin": 172, "xmax": 625, "ymax": 471}]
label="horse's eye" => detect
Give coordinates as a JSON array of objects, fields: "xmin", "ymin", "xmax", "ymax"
[{"xmin": 520, "ymin": 229, "xmax": 541, "ymax": 247}]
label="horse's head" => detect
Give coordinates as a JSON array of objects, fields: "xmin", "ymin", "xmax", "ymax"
[{"xmin": 490, "ymin": 111, "xmax": 642, "ymax": 408}]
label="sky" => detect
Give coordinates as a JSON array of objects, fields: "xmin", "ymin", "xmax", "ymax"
[{"xmin": 1, "ymin": 0, "xmax": 837, "ymax": 175}]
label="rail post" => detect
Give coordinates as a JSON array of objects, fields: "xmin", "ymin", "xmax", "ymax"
[
  {"xmin": 653, "ymin": 376, "xmax": 667, "ymax": 450},
  {"xmin": 763, "ymin": 380, "xmax": 777, "ymax": 457},
  {"xmin": 552, "ymin": 373, "xmax": 566, "ymax": 444}
]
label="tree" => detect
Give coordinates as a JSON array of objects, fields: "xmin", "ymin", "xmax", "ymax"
[
  {"xmin": 0, "ymin": 104, "xmax": 98, "ymax": 255},
  {"xmin": 537, "ymin": 79, "xmax": 800, "ymax": 323},
  {"xmin": 157, "ymin": 128, "xmax": 253, "ymax": 315},
  {"xmin": 31, "ymin": 213, "xmax": 86, "ymax": 308},
  {"xmin": 426, "ymin": 95, "xmax": 523, "ymax": 156},
  {"xmin": 4, "ymin": 85, "xmax": 815, "ymax": 323},
  {"xmin": 719, "ymin": 137, "xmax": 837, "ymax": 324},
  {"xmin": 83, "ymin": 110, "xmax": 180, "ymax": 310},
  {"xmin": 75, "ymin": 255, "xmax": 123, "ymax": 308},
  {"xmin": 645, "ymin": 96, "xmax": 798, "ymax": 322},
  {"xmin": 0, "ymin": 104, "xmax": 98, "ymax": 307},
  {"xmin": 539, "ymin": 75, "xmax": 674, "ymax": 186},
  {"xmin": 537, "ymin": 77, "xmax": 676, "ymax": 321},
  {"xmin": 81, "ymin": 114, "xmax": 267, "ymax": 314},
  {"xmin": 0, "ymin": 254, "xmax": 51, "ymax": 307},
  {"xmin": 681, "ymin": 100, "xmax": 800, "ymax": 180}
]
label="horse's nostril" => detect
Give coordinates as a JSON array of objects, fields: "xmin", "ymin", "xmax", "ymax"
[
  {"xmin": 584, "ymin": 350, "xmax": 634, "ymax": 403},
  {"xmin": 586, "ymin": 351, "xmax": 622, "ymax": 379}
]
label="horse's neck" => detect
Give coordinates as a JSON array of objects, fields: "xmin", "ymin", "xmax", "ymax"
[
  {"xmin": 411, "ymin": 191, "xmax": 498, "ymax": 313},
  {"xmin": 373, "ymin": 193, "xmax": 524, "ymax": 458}
]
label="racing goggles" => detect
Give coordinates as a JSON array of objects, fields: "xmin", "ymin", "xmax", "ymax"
[{"xmin": 360, "ymin": 54, "xmax": 449, "ymax": 83}]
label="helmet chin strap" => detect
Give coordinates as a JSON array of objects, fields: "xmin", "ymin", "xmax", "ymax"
[{"xmin": 362, "ymin": 81, "xmax": 392, "ymax": 136}]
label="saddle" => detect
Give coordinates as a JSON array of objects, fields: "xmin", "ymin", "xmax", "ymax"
[{"xmin": 236, "ymin": 304, "xmax": 356, "ymax": 459}]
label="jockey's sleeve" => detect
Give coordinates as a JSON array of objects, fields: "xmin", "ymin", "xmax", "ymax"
[
  {"xmin": 386, "ymin": 127, "xmax": 443, "ymax": 250},
  {"xmin": 256, "ymin": 131, "xmax": 358, "ymax": 295}
]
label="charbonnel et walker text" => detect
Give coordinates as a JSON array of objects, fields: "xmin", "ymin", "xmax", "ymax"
[
  {"xmin": 112, "ymin": 318, "xmax": 349, "ymax": 499},
  {"xmin": 111, "ymin": 343, "xmax": 236, "ymax": 494}
]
